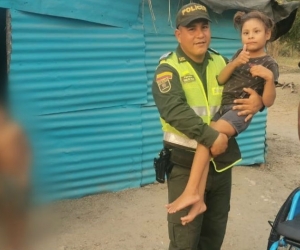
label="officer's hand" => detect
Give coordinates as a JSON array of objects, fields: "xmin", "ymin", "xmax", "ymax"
[
  {"xmin": 233, "ymin": 88, "xmax": 263, "ymax": 122},
  {"xmin": 210, "ymin": 133, "xmax": 228, "ymax": 157}
]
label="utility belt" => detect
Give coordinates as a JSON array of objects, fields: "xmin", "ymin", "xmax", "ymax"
[
  {"xmin": 162, "ymin": 132, "xmax": 211, "ymax": 168},
  {"xmin": 165, "ymin": 131, "xmax": 242, "ymax": 173},
  {"xmin": 153, "ymin": 138, "xmax": 241, "ymax": 182},
  {"xmin": 168, "ymin": 146, "xmax": 195, "ymax": 169}
]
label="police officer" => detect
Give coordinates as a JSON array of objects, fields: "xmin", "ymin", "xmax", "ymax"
[{"xmin": 152, "ymin": 3, "xmax": 264, "ymax": 250}]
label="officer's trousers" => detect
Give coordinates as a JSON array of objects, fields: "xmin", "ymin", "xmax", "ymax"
[{"xmin": 167, "ymin": 163, "xmax": 232, "ymax": 250}]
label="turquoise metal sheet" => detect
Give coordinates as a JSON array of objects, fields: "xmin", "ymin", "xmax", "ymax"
[
  {"xmin": 141, "ymin": 106, "xmax": 163, "ymax": 186},
  {"xmin": 1, "ymin": 0, "xmax": 140, "ymax": 28},
  {"xmin": 236, "ymin": 109, "xmax": 268, "ymax": 165},
  {"xmin": 9, "ymin": 10, "xmax": 147, "ymax": 116},
  {"xmin": 31, "ymin": 106, "xmax": 143, "ymax": 202}
]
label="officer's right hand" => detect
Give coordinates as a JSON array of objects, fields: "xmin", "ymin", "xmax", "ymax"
[{"xmin": 210, "ymin": 133, "xmax": 228, "ymax": 157}]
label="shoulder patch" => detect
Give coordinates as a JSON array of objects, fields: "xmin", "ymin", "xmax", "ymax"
[
  {"xmin": 159, "ymin": 52, "xmax": 173, "ymax": 61},
  {"xmin": 178, "ymin": 56, "xmax": 186, "ymax": 62},
  {"xmin": 156, "ymin": 71, "xmax": 172, "ymax": 93}
]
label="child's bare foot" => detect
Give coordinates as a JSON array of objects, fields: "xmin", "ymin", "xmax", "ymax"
[
  {"xmin": 166, "ymin": 191, "xmax": 200, "ymax": 213},
  {"xmin": 181, "ymin": 200, "xmax": 207, "ymax": 225}
]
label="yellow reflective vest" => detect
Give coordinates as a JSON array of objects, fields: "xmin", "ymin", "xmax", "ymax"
[{"xmin": 159, "ymin": 52, "xmax": 241, "ymax": 172}]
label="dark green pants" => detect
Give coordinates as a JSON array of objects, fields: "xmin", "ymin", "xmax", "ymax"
[{"xmin": 167, "ymin": 163, "xmax": 232, "ymax": 250}]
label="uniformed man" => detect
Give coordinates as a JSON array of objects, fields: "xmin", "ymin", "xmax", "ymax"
[{"xmin": 152, "ymin": 3, "xmax": 264, "ymax": 250}]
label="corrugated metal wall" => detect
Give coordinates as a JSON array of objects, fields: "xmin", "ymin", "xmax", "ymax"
[
  {"xmin": 9, "ymin": 10, "xmax": 147, "ymax": 115},
  {"xmin": 31, "ymin": 107, "xmax": 144, "ymax": 201},
  {"xmin": 8, "ymin": 9, "xmax": 149, "ymax": 201},
  {"xmin": 4, "ymin": 0, "xmax": 268, "ymax": 201},
  {"xmin": 1, "ymin": 0, "xmax": 141, "ymax": 28}
]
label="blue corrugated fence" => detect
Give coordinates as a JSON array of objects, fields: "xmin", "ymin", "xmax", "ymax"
[{"xmin": 0, "ymin": 1, "xmax": 268, "ymax": 201}]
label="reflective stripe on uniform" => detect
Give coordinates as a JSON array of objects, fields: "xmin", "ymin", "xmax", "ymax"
[
  {"xmin": 210, "ymin": 106, "xmax": 220, "ymax": 116},
  {"xmin": 191, "ymin": 106, "xmax": 220, "ymax": 118},
  {"xmin": 164, "ymin": 132, "xmax": 197, "ymax": 149},
  {"xmin": 191, "ymin": 106, "xmax": 208, "ymax": 116}
]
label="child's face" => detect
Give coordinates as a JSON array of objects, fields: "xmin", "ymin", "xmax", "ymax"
[{"xmin": 241, "ymin": 18, "xmax": 271, "ymax": 53}]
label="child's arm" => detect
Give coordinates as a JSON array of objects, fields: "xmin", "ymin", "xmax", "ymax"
[
  {"xmin": 217, "ymin": 61, "xmax": 239, "ymax": 85},
  {"xmin": 250, "ymin": 65, "xmax": 276, "ymax": 107},
  {"xmin": 217, "ymin": 44, "xmax": 250, "ymax": 84},
  {"xmin": 262, "ymin": 77, "xmax": 276, "ymax": 107}
]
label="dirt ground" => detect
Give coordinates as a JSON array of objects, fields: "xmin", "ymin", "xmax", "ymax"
[{"xmin": 31, "ymin": 63, "xmax": 300, "ymax": 250}]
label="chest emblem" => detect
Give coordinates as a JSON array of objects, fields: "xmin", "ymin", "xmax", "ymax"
[
  {"xmin": 212, "ymin": 87, "xmax": 223, "ymax": 95},
  {"xmin": 181, "ymin": 75, "xmax": 196, "ymax": 84}
]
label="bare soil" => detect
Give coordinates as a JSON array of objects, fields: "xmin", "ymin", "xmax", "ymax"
[{"xmin": 31, "ymin": 63, "xmax": 300, "ymax": 250}]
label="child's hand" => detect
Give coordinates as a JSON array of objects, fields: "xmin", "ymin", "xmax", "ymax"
[
  {"xmin": 232, "ymin": 44, "xmax": 250, "ymax": 67},
  {"xmin": 249, "ymin": 65, "xmax": 273, "ymax": 81}
]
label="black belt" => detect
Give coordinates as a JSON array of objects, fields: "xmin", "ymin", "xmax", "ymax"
[{"xmin": 164, "ymin": 141, "xmax": 195, "ymax": 169}]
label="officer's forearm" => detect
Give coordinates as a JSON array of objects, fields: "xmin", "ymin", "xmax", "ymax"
[
  {"xmin": 163, "ymin": 111, "xmax": 219, "ymax": 148},
  {"xmin": 193, "ymin": 125, "xmax": 219, "ymax": 148}
]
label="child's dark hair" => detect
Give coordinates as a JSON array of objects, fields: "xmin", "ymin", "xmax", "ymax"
[{"xmin": 233, "ymin": 11, "xmax": 275, "ymax": 34}]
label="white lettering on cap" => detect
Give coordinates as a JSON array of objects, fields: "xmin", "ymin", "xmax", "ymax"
[{"xmin": 182, "ymin": 5, "xmax": 207, "ymax": 15}]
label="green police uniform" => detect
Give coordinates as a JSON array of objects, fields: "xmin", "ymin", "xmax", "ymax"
[{"xmin": 152, "ymin": 46, "xmax": 241, "ymax": 250}]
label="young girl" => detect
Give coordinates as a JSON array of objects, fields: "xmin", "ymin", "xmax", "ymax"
[{"xmin": 166, "ymin": 10, "xmax": 279, "ymax": 225}]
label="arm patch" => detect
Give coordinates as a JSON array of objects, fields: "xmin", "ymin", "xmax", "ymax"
[{"xmin": 156, "ymin": 72, "xmax": 173, "ymax": 93}]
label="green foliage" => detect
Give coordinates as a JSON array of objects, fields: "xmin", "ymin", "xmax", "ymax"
[{"xmin": 279, "ymin": 7, "xmax": 300, "ymax": 53}]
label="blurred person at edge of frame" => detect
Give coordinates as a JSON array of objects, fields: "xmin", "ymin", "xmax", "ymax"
[{"xmin": 0, "ymin": 101, "xmax": 31, "ymax": 250}]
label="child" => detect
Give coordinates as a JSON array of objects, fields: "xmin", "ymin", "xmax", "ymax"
[
  {"xmin": 0, "ymin": 105, "xmax": 31, "ymax": 249},
  {"xmin": 166, "ymin": 10, "xmax": 279, "ymax": 225}
]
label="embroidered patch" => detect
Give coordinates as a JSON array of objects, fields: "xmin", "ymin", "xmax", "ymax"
[
  {"xmin": 212, "ymin": 87, "xmax": 223, "ymax": 95},
  {"xmin": 156, "ymin": 72, "xmax": 173, "ymax": 81},
  {"xmin": 156, "ymin": 72, "xmax": 172, "ymax": 93},
  {"xmin": 157, "ymin": 79, "xmax": 171, "ymax": 93},
  {"xmin": 181, "ymin": 75, "xmax": 195, "ymax": 84}
]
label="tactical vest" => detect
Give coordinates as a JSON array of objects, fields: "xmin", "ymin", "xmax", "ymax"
[{"xmin": 159, "ymin": 52, "xmax": 241, "ymax": 172}]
